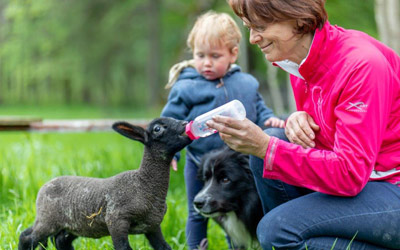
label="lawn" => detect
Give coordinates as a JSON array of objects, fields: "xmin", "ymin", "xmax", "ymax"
[{"xmin": 0, "ymin": 109, "xmax": 230, "ymax": 249}]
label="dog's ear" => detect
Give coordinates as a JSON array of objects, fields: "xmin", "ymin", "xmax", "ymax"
[
  {"xmin": 225, "ymin": 147, "xmax": 249, "ymax": 167},
  {"xmin": 238, "ymin": 153, "xmax": 250, "ymax": 167},
  {"xmin": 228, "ymin": 149, "xmax": 252, "ymax": 177}
]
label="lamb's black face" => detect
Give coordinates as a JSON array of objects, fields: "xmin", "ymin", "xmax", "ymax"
[
  {"xmin": 193, "ymin": 147, "xmax": 251, "ymax": 217},
  {"xmin": 146, "ymin": 117, "xmax": 192, "ymax": 155},
  {"xmin": 113, "ymin": 117, "xmax": 192, "ymax": 156}
]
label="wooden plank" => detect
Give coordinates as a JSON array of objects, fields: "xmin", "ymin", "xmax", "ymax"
[
  {"xmin": 30, "ymin": 119, "xmax": 149, "ymax": 132},
  {"xmin": 0, "ymin": 117, "xmax": 43, "ymax": 131},
  {"xmin": 0, "ymin": 117, "xmax": 42, "ymax": 126},
  {"xmin": 0, "ymin": 118, "xmax": 149, "ymax": 132}
]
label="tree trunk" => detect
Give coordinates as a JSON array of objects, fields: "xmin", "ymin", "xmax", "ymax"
[
  {"xmin": 285, "ymin": 73, "xmax": 296, "ymax": 114},
  {"xmin": 147, "ymin": 0, "xmax": 162, "ymax": 108},
  {"xmin": 237, "ymin": 20, "xmax": 249, "ymax": 73},
  {"xmin": 375, "ymin": 0, "xmax": 400, "ymax": 54},
  {"xmin": 266, "ymin": 61, "xmax": 284, "ymax": 115}
]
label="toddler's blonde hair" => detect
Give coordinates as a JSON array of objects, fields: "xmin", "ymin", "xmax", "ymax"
[
  {"xmin": 165, "ymin": 11, "xmax": 242, "ymax": 89},
  {"xmin": 187, "ymin": 10, "xmax": 242, "ymax": 51}
]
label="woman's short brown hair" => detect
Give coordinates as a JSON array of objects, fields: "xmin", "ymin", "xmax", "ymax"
[{"xmin": 228, "ymin": 0, "xmax": 327, "ymax": 35}]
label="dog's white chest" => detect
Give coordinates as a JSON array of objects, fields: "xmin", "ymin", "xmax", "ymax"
[{"xmin": 221, "ymin": 211, "xmax": 259, "ymax": 249}]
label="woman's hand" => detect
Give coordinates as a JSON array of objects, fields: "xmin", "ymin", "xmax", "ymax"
[
  {"xmin": 285, "ymin": 111, "xmax": 320, "ymax": 149},
  {"xmin": 264, "ymin": 117, "xmax": 285, "ymax": 128},
  {"xmin": 206, "ymin": 116, "xmax": 270, "ymax": 158}
]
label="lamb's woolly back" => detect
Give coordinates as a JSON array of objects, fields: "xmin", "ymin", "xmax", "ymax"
[{"xmin": 19, "ymin": 117, "xmax": 192, "ymax": 250}]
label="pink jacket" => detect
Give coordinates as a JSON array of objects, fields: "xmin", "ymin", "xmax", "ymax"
[{"xmin": 264, "ymin": 22, "xmax": 400, "ymax": 196}]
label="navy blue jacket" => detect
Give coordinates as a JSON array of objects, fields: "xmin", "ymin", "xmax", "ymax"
[{"xmin": 161, "ymin": 65, "xmax": 276, "ymax": 164}]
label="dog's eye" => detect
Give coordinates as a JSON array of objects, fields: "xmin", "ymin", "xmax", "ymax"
[{"xmin": 221, "ymin": 177, "xmax": 230, "ymax": 184}]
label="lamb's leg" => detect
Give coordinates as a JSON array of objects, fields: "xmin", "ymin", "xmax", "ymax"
[
  {"xmin": 53, "ymin": 230, "xmax": 77, "ymax": 250},
  {"xmin": 145, "ymin": 226, "xmax": 171, "ymax": 250},
  {"xmin": 108, "ymin": 220, "xmax": 132, "ymax": 250},
  {"xmin": 19, "ymin": 227, "xmax": 34, "ymax": 250},
  {"xmin": 18, "ymin": 226, "xmax": 49, "ymax": 250}
]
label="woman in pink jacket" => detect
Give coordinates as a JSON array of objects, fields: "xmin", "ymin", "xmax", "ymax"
[{"xmin": 207, "ymin": 0, "xmax": 400, "ymax": 249}]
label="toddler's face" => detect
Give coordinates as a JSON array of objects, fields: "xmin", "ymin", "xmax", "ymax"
[{"xmin": 193, "ymin": 42, "xmax": 238, "ymax": 80}]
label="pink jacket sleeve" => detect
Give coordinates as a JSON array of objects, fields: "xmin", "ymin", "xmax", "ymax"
[{"xmin": 263, "ymin": 55, "xmax": 395, "ymax": 196}]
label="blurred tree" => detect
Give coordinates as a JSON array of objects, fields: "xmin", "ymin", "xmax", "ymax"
[
  {"xmin": 147, "ymin": 0, "xmax": 162, "ymax": 107},
  {"xmin": 375, "ymin": 0, "xmax": 400, "ymax": 54},
  {"xmin": 0, "ymin": 0, "xmax": 380, "ymax": 114}
]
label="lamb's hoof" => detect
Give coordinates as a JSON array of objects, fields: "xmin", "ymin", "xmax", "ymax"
[{"xmin": 196, "ymin": 238, "xmax": 208, "ymax": 250}]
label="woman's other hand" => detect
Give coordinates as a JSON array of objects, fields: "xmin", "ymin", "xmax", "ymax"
[
  {"xmin": 285, "ymin": 111, "xmax": 320, "ymax": 149},
  {"xmin": 264, "ymin": 117, "xmax": 285, "ymax": 128},
  {"xmin": 207, "ymin": 117, "xmax": 270, "ymax": 158}
]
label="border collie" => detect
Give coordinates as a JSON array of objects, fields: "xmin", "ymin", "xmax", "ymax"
[{"xmin": 193, "ymin": 146, "xmax": 263, "ymax": 249}]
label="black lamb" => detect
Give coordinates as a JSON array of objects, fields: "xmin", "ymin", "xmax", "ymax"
[{"xmin": 18, "ymin": 117, "xmax": 192, "ymax": 250}]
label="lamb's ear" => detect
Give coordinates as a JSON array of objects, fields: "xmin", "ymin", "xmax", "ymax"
[{"xmin": 112, "ymin": 122, "xmax": 148, "ymax": 144}]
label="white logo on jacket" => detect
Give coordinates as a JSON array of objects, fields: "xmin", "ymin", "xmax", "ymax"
[{"xmin": 346, "ymin": 102, "xmax": 368, "ymax": 112}]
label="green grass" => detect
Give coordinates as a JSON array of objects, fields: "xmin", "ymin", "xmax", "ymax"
[{"xmin": 0, "ymin": 131, "xmax": 229, "ymax": 250}]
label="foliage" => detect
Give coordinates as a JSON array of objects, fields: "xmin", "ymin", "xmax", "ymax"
[
  {"xmin": 325, "ymin": 0, "xmax": 377, "ymax": 37},
  {"xmin": 0, "ymin": 0, "xmax": 149, "ymax": 106},
  {"xmin": 0, "ymin": 0, "xmax": 377, "ymax": 111}
]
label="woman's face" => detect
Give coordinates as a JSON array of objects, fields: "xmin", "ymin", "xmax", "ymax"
[
  {"xmin": 246, "ymin": 20, "xmax": 312, "ymax": 64},
  {"xmin": 193, "ymin": 41, "xmax": 238, "ymax": 80}
]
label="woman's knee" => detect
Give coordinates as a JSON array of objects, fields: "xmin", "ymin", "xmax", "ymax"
[
  {"xmin": 249, "ymin": 154, "xmax": 264, "ymax": 178},
  {"xmin": 256, "ymin": 208, "xmax": 302, "ymax": 250},
  {"xmin": 256, "ymin": 213, "xmax": 279, "ymax": 249}
]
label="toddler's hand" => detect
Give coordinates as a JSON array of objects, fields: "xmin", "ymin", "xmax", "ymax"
[
  {"xmin": 170, "ymin": 159, "xmax": 178, "ymax": 171},
  {"xmin": 264, "ymin": 117, "xmax": 285, "ymax": 128}
]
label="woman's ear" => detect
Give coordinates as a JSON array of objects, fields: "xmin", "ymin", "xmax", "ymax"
[{"xmin": 230, "ymin": 46, "xmax": 239, "ymax": 63}]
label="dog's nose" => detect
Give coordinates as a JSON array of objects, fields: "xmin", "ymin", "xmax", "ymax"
[{"xmin": 193, "ymin": 198, "xmax": 205, "ymax": 209}]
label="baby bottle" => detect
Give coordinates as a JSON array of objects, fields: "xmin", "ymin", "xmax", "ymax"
[{"xmin": 185, "ymin": 99, "xmax": 246, "ymax": 140}]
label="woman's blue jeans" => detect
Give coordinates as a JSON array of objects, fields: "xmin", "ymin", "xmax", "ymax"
[{"xmin": 250, "ymin": 128, "xmax": 400, "ymax": 250}]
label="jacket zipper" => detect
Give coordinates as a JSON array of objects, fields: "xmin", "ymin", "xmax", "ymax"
[{"xmin": 218, "ymin": 78, "xmax": 229, "ymax": 103}]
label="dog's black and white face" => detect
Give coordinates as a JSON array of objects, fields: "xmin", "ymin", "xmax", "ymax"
[
  {"xmin": 193, "ymin": 146, "xmax": 262, "ymax": 249},
  {"xmin": 193, "ymin": 147, "xmax": 251, "ymax": 217}
]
